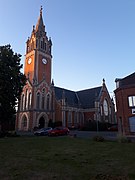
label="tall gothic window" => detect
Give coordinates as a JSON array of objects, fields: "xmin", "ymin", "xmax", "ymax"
[
  {"xmin": 28, "ymin": 92, "xmax": 32, "ymax": 109},
  {"xmin": 103, "ymin": 99, "xmax": 109, "ymax": 116},
  {"xmin": 31, "ymin": 42, "xmax": 34, "ymax": 50},
  {"xmin": 41, "ymin": 41, "xmax": 43, "ymax": 49},
  {"xmin": 36, "ymin": 39, "xmax": 38, "ymax": 48},
  {"xmin": 100, "ymin": 106, "xmax": 103, "ymax": 116},
  {"xmin": 43, "ymin": 38, "xmax": 45, "ymax": 50},
  {"xmin": 21, "ymin": 94, "xmax": 25, "ymax": 110},
  {"xmin": 46, "ymin": 94, "xmax": 50, "ymax": 110},
  {"xmin": 79, "ymin": 112, "xmax": 84, "ymax": 125},
  {"xmin": 68, "ymin": 111, "xmax": 72, "ymax": 127},
  {"xmin": 25, "ymin": 89, "xmax": 29, "ymax": 110},
  {"xmin": 74, "ymin": 112, "xmax": 78, "ymax": 126},
  {"xmin": 22, "ymin": 116, "xmax": 27, "ymax": 130},
  {"xmin": 44, "ymin": 43, "xmax": 46, "ymax": 51},
  {"xmin": 41, "ymin": 88, "xmax": 45, "ymax": 109},
  {"xmin": 49, "ymin": 46, "xmax": 51, "ymax": 54},
  {"xmin": 23, "ymin": 117, "xmax": 27, "ymax": 127},
  {"xmin": 36, "ymin": 92, "xmax": 40, "ymax": 109}
]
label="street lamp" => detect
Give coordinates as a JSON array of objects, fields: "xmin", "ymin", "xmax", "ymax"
[{"xmin": 95, "ymin": 101, "xmax": 100, "ymax": 134}]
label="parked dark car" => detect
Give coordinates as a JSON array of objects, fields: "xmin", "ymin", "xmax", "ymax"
[
  {"xmin": 48, "ymin": 127, "xmax": 70, "ymax": 136},
  {"xmin": 34, "ymin": 127, "xmax": 52, "ymax": 136},
  {"xmin": 108, "ymin": 124, "xmax": 118, "ymax": 131}
]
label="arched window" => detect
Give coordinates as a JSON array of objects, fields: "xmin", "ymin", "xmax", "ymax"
[
  {"xmin": 41, "ymin": 88, "xmax": 45, "ymax": 109},
  {"xmin": 46, "ymin": 94, "xmax": 50, "ymax": 110},
  {"xmin": 74, "ymin": 112, "xmax": 78, "ymax": 127},
  {"xmin": 40, "ymin": 38, "xmax": 43, "ymax": 49},
  {"xmin": 23, "ymin": 118, "xmax": 27, "ymax": 127},
  {"xmin": 79, "ymin": 112, "xmax": 84, "ymax": 125},
  {"xmin": 103, "ymin": 99, "xmax": 109, "ymax": 116},
  {"xmin": 36, "ymin": 92, "xmax": 40, "ymax": 109},
  {"xmin": 41, "ymin": 41, "xmax": 43, "ymax": 49},
  {"xmin": 21, "ymin": 94, "xmax": 25, "ymax": 110},
  {"xmin": 49, "ymin": 45, "xmax": 51, "ymax": 54},
  {"xmin": 68, "ymin": 111, "xmax": 72, "ymax": 127},
  {"xmin": 25, "ymin": 89, "xmax": 29, "ymax": 110},
  {"xmin": 21, "ymin": 115, "xmax": 28, "ymax": 131},
  {"xmin": 100, "ymin": 106, "xmax": 103, "ymax": 116},
  {"xmin": 44, "ymin": 43, "xmax": 46, "ymax": 51},
  {"xmin": 43, "ymin": 38, "xmax": 45, "ymax": 50},
  {"xmin": 36, "ymin": 39, "xmax": 38, "ymax": 48},
  {"xmin": 28, "ymin": 92, "xmax": 32, "ymax": 109}
]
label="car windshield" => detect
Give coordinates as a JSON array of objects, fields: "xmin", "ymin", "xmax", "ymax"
[{"xmin": 46, "ymin": 127, "xmax": 52, "ymax": 130}]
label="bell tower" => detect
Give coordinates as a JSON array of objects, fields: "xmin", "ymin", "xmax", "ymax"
[
  {"xmin": 16, "ymin": 7, "xmax": 54, "ymax": 132},
  {"xmin": 24, "ymin": 6, "xmax": 52, "ymax": 85}
]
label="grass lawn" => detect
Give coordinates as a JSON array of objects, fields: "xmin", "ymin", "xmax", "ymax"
[{"xmin": 0, "ymin": 136, "xmax": 135, "ymax": 180}]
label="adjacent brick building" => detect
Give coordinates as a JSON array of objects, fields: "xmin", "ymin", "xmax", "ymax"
[
  {"xmin": 114, "ymin": 72, "xmax": 135, "ymax": 135},
  {"xmin": 16, "ymin": 7, "xmax": 115, "ymax": 131}
]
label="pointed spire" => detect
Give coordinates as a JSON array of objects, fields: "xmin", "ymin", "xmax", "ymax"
[
  {"xmin": 35, "ymin": 6, "xmax": 45, "ymax": 32},
  {"xmin": 103, "ymin": 78, "xmax": 105, "ymax": 84},
  {"xmin": 40, "ymin": 5, "xmax": 43, "ymax": 15},
  {"xmin": 51, "ymin": 79, "xmax": 54, "ymax": 86}
]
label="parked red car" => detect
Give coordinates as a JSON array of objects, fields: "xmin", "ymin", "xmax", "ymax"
[
  {"xmin": 108, "ymin": 124, "xmax": 118, "ymax": 131},
  {"xmin": 48, "ymin": 127, "xmax": 70, "ymax": 136}
]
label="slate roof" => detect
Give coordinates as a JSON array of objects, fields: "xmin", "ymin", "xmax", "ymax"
[
  {"xmin": 77, "ymin": 86, "xmax": 102, "ymax": 109},
  {"xmin": 54, "ymin": 87, "xmax": 79, "ymax": 107},
  {"xmin": 116, "ymin": 72, "xmax": 135, "ymax": 88},
  {"xmin": 54, "ymin": 86, "xmax": 102, "ymax": 109}
]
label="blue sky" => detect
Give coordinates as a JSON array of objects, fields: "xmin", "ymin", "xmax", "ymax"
[{"xmin": 0, "ymin": 0, "xmax": 135, "ymax": 97}]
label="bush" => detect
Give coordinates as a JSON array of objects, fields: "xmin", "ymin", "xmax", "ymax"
[
  {"xmin": 0, "ymin": 131, "xmax": 20, "ymax": 138},
  {"xmin": 6, "ymin": 131, "xmax": 20, "ymax": 137},
  {"xmin": 93, "ymin": 135, "xmax": 105, "ymax": 142},
  {"xmin": 0, "ymin": 131, "xmax": 6, "ymax": 138},
  {"xmin": 117, "ymin": 134, "xmax": 131, "ymax": 143}
]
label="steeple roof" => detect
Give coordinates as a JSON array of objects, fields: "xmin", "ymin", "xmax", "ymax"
[{"xmin": 35, "ymin": 6, "xmax": 45, "ymax": 32}]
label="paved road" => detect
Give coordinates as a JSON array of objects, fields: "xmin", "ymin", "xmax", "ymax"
[
  {"xmin": 69, "ymin": 130, "xmax": 118, "ymax": 141},
  {"xmin": 17, "ymin": 130, "xmax": 118, "ymax": 141}
]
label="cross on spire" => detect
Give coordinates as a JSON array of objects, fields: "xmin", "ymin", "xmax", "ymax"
[
  {"xmin": 40, "ymin": 6, "xmax": 43, "ymax": 15},
  {"xmin": 35, "ymin": 5, "xmax": 44, "ymax": 32}
]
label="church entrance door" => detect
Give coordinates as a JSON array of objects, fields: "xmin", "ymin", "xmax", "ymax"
[{"xmin": 39, "ymin": 117, "xmax": 45, "ymax": 129}]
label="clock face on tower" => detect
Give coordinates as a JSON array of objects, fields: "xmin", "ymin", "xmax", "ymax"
[
  {"xmin": 42, "ymin": 58, "xmax": 47, "ymax": 64},
  {"xmin": 28, "ymin": 58, "xmax": 32, "ymax": 64}
]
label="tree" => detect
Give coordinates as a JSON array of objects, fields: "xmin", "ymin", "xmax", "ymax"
[{"xmin": 0, "ymin": 45, "xmax": 26, "ymax": 131}]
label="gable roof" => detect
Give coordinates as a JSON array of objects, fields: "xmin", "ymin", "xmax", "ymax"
[
  {"xmin": 54, "ymin": 86, "xmax": 102, "ymax": 109},
  {"xmin": 54, "ymin": 87, "xmax": 79, "ymax": 107},
  {"xmin": 77, "ymin": 87, "xmax": 102, "ymax": 109}
]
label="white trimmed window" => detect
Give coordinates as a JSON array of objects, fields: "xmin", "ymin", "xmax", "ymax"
[{"xmin": 128, "ymin": 96, "xmax": 135, "ymax": 107}]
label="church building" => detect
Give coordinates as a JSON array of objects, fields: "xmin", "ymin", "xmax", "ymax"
[{"xmin": 16, "ymin": 7, "xmax": 115, "ymax": 131}]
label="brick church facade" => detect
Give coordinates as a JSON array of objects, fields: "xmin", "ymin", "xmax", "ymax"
[{"xmin": 16, "ymin": 8, "xmax": 115, "ymax": 131}]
